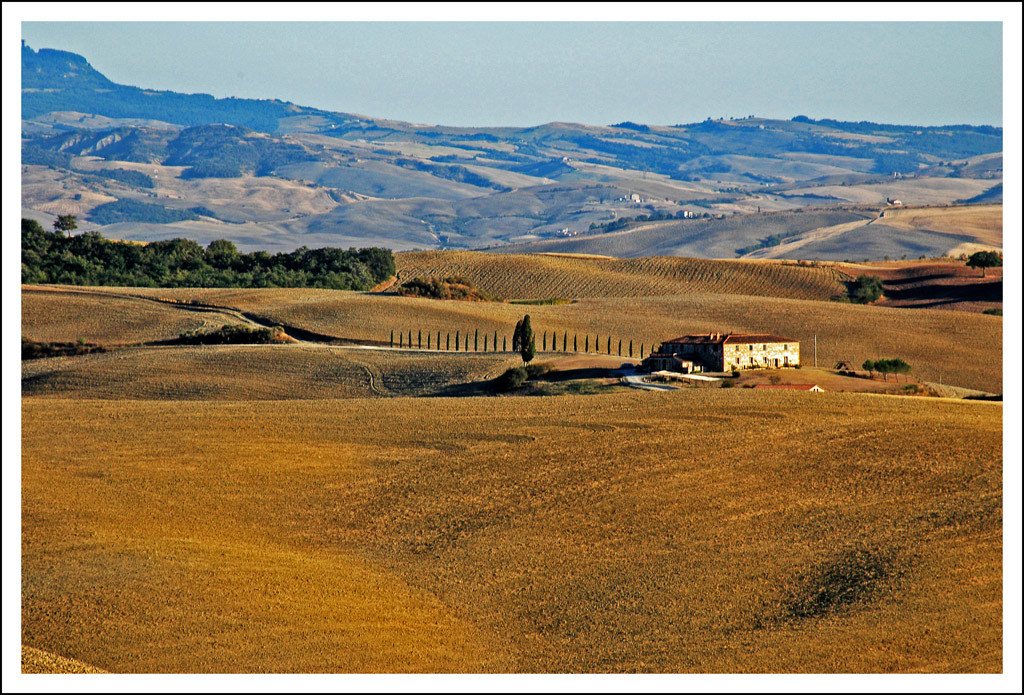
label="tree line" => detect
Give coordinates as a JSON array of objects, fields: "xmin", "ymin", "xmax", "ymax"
[
  {"xmin": 862, "ymin": 358, "xmax": 912, "ymax": 382},
  {"xmin": 21, "ymin": 217, "xmax": 395, "ymax": 289},
  {"xmin": 390, "ymin": 318, "xmax": 646, "ymax": 361}
]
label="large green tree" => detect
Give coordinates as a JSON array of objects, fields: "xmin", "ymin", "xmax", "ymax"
[
  {"xmin": 966, "ymin": 250, "xmax": 1002, "ymax": 277},
  {"xmin": 53, "ymin": 214, "xmax": 78, "ymax": 238}
]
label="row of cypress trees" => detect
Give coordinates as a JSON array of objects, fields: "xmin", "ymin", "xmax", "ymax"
[{"xmin": 388, "ymin": 325, "xmax": 646, "ymax": 359}]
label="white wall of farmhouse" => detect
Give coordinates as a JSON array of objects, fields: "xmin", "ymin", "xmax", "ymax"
[
  {"xmin": 650, "ymin": 335, "xmax": 800, "ymax": 372},
  {"xmin": 723, "ymin": 341, "xmax": 800, "ymax": 370}
]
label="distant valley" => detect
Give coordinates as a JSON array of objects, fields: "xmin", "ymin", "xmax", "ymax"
[{"xmin": 22, "ymin": 43, "xmax": 1002, "ymax": 258}]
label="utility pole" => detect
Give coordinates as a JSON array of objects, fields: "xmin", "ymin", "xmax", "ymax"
[{"xmin": 814, "ymin": 334, "xmax": 817, "ymax": 369}]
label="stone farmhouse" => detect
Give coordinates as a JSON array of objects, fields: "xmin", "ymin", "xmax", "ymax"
[{"xmin": 642, "ymin": 333, "xmax": 800, "ymax": 373}]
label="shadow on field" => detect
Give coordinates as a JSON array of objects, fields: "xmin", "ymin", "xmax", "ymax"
[
  {"xmin": 535, "ymin": 367, "xmax": 625, "ymax": 382},
  {"xmin": 758, "ymin": 540, "xmax": 908, "ymax": 628},
  {"xmin": 882, "ymin": 279, "xmax": 1002, "ymax": 306}
]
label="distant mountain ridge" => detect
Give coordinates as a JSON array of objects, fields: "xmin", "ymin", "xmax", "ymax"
[
  {"xmin": 22, "ymin": 43, "xmax": 327, "ymax": 132},
  {"xmin": 21, "ymin": 44, "xmax": 1003, "ymax": 259}
]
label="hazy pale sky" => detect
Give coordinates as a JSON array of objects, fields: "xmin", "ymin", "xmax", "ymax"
[{"xmin": 19, "ymin": 15, "xmax": 1005, "ymax": 128}]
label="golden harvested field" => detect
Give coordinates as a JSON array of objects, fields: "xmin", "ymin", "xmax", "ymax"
[
  {"xmin": 20, "ymin": 286, "xmax": 245, "ymax": 345},
  {"xmin": 83, "ymin": 288, "xmax": 999, "ymax": 394},
  {"xmin": 22, "ymin": 345, "xmax": 514, "ymax": 400},
  {"xmin": 21, "ymin": 647, "xmax": 107, "ymax": 674},
  {"xmin": 394, "ymin": 251, "xmax": 849, "ymax": 301},
  {"xmin": 22, "ymin": 392, "xmax": 1001, "ymax": 673},
  {"xmin": 878, "ymin": 204, "xmax": 1003, "ymax": 248}
]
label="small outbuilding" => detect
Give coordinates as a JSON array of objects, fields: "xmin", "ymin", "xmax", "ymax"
[{"xmin": 753, "ymin": 384, "xmax": 824, "ymax": 392}]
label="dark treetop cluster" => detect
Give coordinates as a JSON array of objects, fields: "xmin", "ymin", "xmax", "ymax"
[{"xmin": 21, "ymin": 218, "xmax": 395, "ymax": 290}]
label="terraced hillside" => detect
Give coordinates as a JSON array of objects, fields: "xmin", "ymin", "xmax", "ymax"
[
  {"xmin": 22, "ymin": 393, "xmax": 1002, "ymax": 672},
  {"xmin": 394, "ymin": 251, "xmax": 849, "ymax": 301}
]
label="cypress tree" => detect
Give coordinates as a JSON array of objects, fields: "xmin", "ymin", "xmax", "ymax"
[
  {"xmin": 503, "ymin": 336, "xmax": 507, "ymax": 351},
  {"xmin": 512, "ymin": 318, "xmax": 524, "ymax": 352},
  {"xmin": 493, "ymin": 330, "xmax": 498, "ymax": 352},
  {"xmin": 418, "ymin": 329, "xmax": 422, "ymax": 349},
  {"xmin": 399, "ymin": 332, "xmax": 403, "ymax": 348},
  {"xmin": 573, "ymin": 334, "xmax": 577, "ymax": 352},
  {"xmin": 475, "ymin": 328, "xmax": 479, "ymax": 351},
  {"xmin": 524, "ymin": 335, "xmax": 535, "ymax": 364},
  {"xmin": 456, "ymin": 331, "xmax": 460, "ymax": 351},
  {"xmin": 519, "ymin": 315, "xmax": 534, "ymax": 364},
  {"xmin": 585, "ymin": 335, "xmax": 589, "ymax": 353},
  {"xmin": 618, "ymin": 339, "xmax": 622, "ymax": 356},
  {"xmin": 563, "ymin": 331, "xmax": 567, "ymax": 351},
  {"xmin": 629, "ymin": 340, "xmax": 633, "ymax": 358},
  {"xmin": 390, "ymin": 329, "xmax": 394, "ymax": 347},
  {"xmin": 607, "ymin": 336, "xmax": 611, "ymax": 354},
  {"xmin": 484, "ymin": 334, "xmax": 489, "ymax": 351},
  {"xmin": 446, "ymin": 333, "xmax": 450, "ymax": 350},
  {"xmin": 640, "ymin": 343, "xmax": 644, "ymax": 358},
  {"xmin": 427, "ymin": 333, "xmax": 432, "ymax": 349},
  {"xmin": 543, "ymin": 331, "xmax": 547, "ymax": 351},
  {"xmin": 437, "ymin": 330, "xmax": 441, "ymax": 350}
]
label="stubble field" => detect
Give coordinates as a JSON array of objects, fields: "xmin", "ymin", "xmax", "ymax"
[
  {"xmin": 24, "ymin": 281, "xmax": 1001, "ymax": 395},
  {"xmin": 20, "ymin": 249, "xmax": 1005, "ymax": 674},
  {"xmin": 22, "ymin": 392, "xmax": 1002, "ymax": 673}
]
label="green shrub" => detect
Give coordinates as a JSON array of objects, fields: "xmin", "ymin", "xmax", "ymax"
[
  {"xmin": 22, "ymin": 336, "xmax": 106, "ymax": 360},
  {"xmin": 176, "ymin": 324, "xmax": 286, "ymax": 345},
  {"xmin": 848, "ymin": 275, "xmax": 883, "ymax": 304},
  {"xmin": 397, "ymin": 276, "xmax": 494, "ymax": 301},
  {"xmin": 496, "ymin": 366, "xmax": 528, "ymax": 391},
  {"xmin": 525, "ymin": 363, "xmax": 551, "ymax": 379}
]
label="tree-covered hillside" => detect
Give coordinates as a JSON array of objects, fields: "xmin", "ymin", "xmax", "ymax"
[{"xmin": 21, "ymin": 218, "xmax": 395, "ymax": 289}]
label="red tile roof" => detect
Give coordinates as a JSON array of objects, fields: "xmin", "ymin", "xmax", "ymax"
[{"xmin": 663, "ymin": 333, "xmax": 796, "ymax": 345}]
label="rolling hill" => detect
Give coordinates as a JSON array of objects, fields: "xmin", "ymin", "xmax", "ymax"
[
  {"xmin": 21, "ymin": 392, "xmax": 1002, "ymax": 672},
  {"xmin": 21, "ymin": 44, "xmax": 1003, "ymax": 259},
  {"xmin": 21, "ymin": 252, "xmax": 1004, "ymax": 394}
]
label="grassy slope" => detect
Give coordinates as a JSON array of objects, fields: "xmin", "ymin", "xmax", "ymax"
[
  {"xmin": 22, "ymin": 393, "xmax": 1002, "ymax": 672},
  {"xmin": 20, "ymin": 286, "xmax": 246, "ymax": 344},
  {"xmin": 75, "ymin": 287, "xmax": 998, "ymax": 394},
  {"xmin": 22, "ymin": 345, "xmax": 514, "ymax": 400}
]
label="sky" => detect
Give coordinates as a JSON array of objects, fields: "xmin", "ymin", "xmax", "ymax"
[{"xmin": 16, "ymin": 12, "xmax": 1006, "ymax": 128}]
